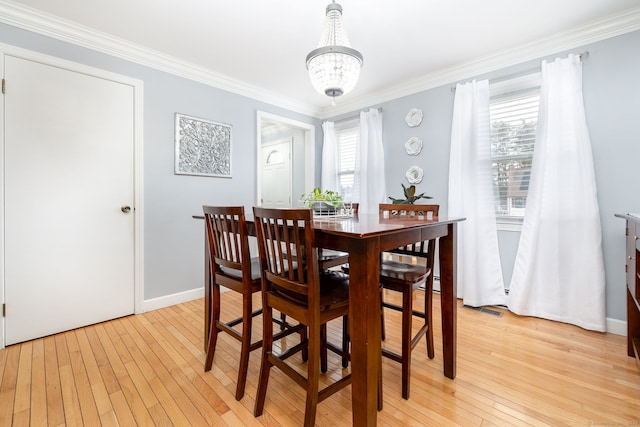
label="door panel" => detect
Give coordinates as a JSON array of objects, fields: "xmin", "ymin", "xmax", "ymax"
[
  {"xmin": 4, "ymin": 55, "xmax": 135, "ymax": 345},
  {"xmin": 261, "ymin": 138, "xmax": 292, "ymax": 208}
]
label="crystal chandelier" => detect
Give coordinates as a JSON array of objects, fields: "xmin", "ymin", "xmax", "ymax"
[{"xmin": 305, "ymin": 1, "xmax": 363, "ymax": 102}]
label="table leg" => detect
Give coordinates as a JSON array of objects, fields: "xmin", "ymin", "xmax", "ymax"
[
  {"xmin": 347, "ymin": 238, "xmax": 382, "ymax": 427},
  {"xmin": 439, "ymin": 222, "xmax": 457, "ymax": 379}
]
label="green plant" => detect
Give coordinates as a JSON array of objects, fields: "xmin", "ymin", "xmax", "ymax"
[
  {"xmin": 300, "ymin": 187, "xmax": 343, "ymax": 208},
  {"xmin": 388, "ymin": 184, "xmax": 433, "ymax": 204}
]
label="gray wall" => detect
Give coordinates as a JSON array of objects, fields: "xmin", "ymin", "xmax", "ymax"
[
  {"xmin": 331, "ymin": 30, "xmax": 640, "ymax": 322},
  {"xmin": 2, "ymin": 21, "xmax": 638, "ymax": 322},
  {"xmin": 0, "ymin": 22, "xmax": 320, "ymax": 300}
]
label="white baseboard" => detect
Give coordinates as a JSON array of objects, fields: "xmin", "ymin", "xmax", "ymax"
[
  {"xmin": 605, "ymin": 317, "xmax": 627, "ymax": 336},
  {"xmin": 139, "ymin": 283, "xmax": 627, "ymax": 336},
  {"xmin": 140, "ymin": 287, "xmax": 204, "ymax": 313}
]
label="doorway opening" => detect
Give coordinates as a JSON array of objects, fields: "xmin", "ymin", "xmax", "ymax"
[{"xmin": 256, "ymin": 111, "xmax": 315, "ymax": 207}]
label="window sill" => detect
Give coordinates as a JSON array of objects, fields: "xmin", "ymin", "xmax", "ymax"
[{"xmin": 497, "ymin": 217, "xmax": 523, "ymax": 232}]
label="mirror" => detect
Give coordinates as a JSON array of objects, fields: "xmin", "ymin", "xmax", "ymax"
[{"xmin": 256, "ymin": 111, "xmax": 315, "ymax": 207}]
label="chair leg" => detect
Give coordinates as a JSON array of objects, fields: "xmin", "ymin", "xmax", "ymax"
[
  {"xmin": 377, "ymin": 285, "xmax": 383, "ymax": 411},
  {"xmin": 341, "ymin": 315, "xmax": 349, "ymax": 368},
  {"xmin": 380, "ymin": 288, "xmax": 386, "ymax": 341},
  {"xmin": 425, "ymin": 285, "xmax": 435, "ymax": 359},
  {"xmin": 279, "ymin": 311, "xmax": 308, "ymax": 361},
  {"xmin": 301, "ymin": 327, "xmax": 309, "ymax": 362},
  {"xmin": 304, "ymin": 324, "xmax": 321, "ymax": 427},
  {"xmin": 204, "ymin": 282, "xmax": 221, "ymax": 372},
  {"xmin": 377, "ymin": 341, "xmax": 383, "ymax": 411},
  {"xmin": 401, "ymin": 289, "xmax": 413, "ymax": 400},
  {"xmin": 320, "ymin": 324, "xmax": 328, "ymax": 373},
  {"xmin": 254, "ymin": 305, "xmax": 274, "ymax": 417},
  {"xmin": 235, "ymin": 292, "xmax": 253, "ymax": 400}
]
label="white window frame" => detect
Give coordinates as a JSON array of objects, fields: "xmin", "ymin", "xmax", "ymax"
[{"xmin": 490, "ymin": 72, "xmax": 541, "ymax": 231}]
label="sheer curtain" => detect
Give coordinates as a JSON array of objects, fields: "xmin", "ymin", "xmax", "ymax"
[
  {"xmin": 321, "ymin": 121, "xmax": 338, "ymax": 191},
  {"xmin": 508, "ymin": 54, "xmax": 606, "ymax": 331},
  {"xmin": 353, "ymin": 108, "xmax": 385, "ymax": 214},
  {"xmin": 448, "ymin": 80, "xmax": 506, "ymax": 307}
]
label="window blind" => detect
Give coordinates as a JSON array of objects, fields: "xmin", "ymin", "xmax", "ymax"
[
  {"xmin": 335, "ymin": 118, "xmax": 358, "ymax": 199},
  {"xmin": 490, "ymin": 89, "xmax": 540, "ymax": 217}
]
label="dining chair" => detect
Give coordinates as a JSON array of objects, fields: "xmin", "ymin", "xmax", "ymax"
[
  {"xmin": 377, "ymin": 203, "xmax": 439, "ymax": 400},
  {"xmin": 282, "ymin": 203, "xmax": 359, "ymax": 368},
  {"xmin": 202, "ymin": 205, "xmax": 303, "ymax": 401},
  {"xmin": 252, "ymin": 207, "xmax": 352, "ymax": 427}
]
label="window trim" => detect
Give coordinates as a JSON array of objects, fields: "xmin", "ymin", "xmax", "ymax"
[
  {"xmin": 490, "ymin": 72, "xmax": 541, "ymax": 97},
  {"xmin": 497, "ymin": 217, "xmax": 524, "ymax": 232}
]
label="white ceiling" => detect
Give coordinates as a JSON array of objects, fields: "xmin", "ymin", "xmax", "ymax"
[{"xmin": 2, "ymin": 0, "xmax": 640, "ymax": 117}]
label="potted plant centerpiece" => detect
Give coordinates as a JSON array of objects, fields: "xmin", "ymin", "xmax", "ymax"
[
  {"xmin": 300, "ymin": 187, "xmax": 343, "ymax": 215},
  {"xmin": 388, "ymin": 183, "xmax": 432, "ymax": 204}
]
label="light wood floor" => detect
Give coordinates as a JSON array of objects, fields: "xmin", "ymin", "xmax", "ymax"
[{"xmin": 1, "ymin": 290, "xmax": 639, "ymax": 426}]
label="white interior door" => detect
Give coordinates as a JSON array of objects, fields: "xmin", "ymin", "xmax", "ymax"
[
  {"xmin": 3, "ymin": 55, "xmax": 136, "ymax": 345},
  {"xmin": 261, "ymin": 138, "xmax": 292, "ymax": 207}
]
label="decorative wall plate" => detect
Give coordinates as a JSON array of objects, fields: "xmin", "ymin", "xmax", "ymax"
[
  {"xmin": 406, "ymin": 165, "xmax": 424, "ymax": 184},
  {"xmin": 404, "ymin": 137, "xmax": 423, "ymax": 155},
  {"xmin": 405, "ymin": 108, "xmax": 423, "ymax": 127}
]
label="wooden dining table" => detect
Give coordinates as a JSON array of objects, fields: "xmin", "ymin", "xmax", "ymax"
[{"xmin": 198, "ymin": 211, "xmax": 464, "ymax": 427}]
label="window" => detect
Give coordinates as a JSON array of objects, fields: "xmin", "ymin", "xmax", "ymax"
[
  {"xmin": 490, "ymin": 74, "xmax": 541, "ymax": 220},
  {"xmin": 265, "ymin": 149, "xmax": 283, "ymax": 165},
  {"xmin": 335, "ymin": 118, "xmax": 359, "ymax": 199}
]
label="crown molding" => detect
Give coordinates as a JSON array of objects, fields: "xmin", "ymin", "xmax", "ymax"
[
  {"xmin": 0, "ymin": 0, "xmax": 323, "ymax": 117},
  {"xmin": 0, "ymin": 0, "xmax": 638, "ymax": 120},
  {"xmin": 320, "ymin": 6, "xmax": 640, "ymax": 118}
]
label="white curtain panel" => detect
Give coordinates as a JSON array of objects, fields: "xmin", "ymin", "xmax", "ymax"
[
  {"xmin": 354, "ymin": 108, "xmax": 385, "ymax": 214},
  {"xmin": 321, "ymin": 121, "xmax": 338, "ymax": 191},
  {"xmin": 448, "ymin": 80, "xmax": 506, "ymax": 307},
  {"xmin": 508, "ymin": 54, "xmax": 606, "ymax": 332}
]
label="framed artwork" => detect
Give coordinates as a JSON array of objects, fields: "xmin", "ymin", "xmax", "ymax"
[{"xmin": 175, "ymin": 113, "xmax": 232, "ymax": 177}]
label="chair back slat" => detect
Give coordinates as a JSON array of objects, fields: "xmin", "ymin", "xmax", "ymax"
[
  {"xmin": 379, "ymin": 203, "xmax": 439, "ymax": 259},
  {"xmin": 379, "ymin": 203, "xmax": 439, "ymax": 220},
  {"xmin": 203, "ymin": 205, "xmax": 251, "ymax": 277},
  {"xmin": 253, "ymin": 207, "xmax": 319, "ymax": 302}
]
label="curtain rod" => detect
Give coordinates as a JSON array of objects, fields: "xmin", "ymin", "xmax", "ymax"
[
  {"xmin": 450, "ymin": 51, "xmax": 589, "ymax": 92},
  {"xmin": 332, "ymin": 107, "xmax": 383, "ymax": 124}
]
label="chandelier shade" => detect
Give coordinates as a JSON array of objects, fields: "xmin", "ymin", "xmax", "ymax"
[{"xmin": 306, "ymin": 1, "xmax": 363, "ymax": 100}]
